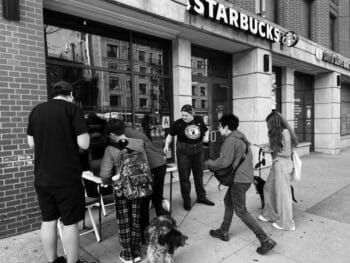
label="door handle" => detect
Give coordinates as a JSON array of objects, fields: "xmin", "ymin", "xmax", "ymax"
[{"xmin": 210, "ymin": 130, "xmax": 217, "ymax": 142}]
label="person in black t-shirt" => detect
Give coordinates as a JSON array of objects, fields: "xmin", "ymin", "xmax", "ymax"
[
  {"xmin": 27, "ymin": 81, "xmax": 90, "ymax": 263},
  {"xmin": 163, "ymin": 104, "xmax": 214, "ymax": 211}
]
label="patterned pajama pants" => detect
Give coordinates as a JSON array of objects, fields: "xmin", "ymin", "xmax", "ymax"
[{"xmin": 115, "ymin": 197, "xmax": 142, "ymax": 260}]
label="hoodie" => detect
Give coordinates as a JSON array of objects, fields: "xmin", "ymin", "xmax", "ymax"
[{"xmin": 205, "ymin": 130, "xmax": 254, "ymax": 184}]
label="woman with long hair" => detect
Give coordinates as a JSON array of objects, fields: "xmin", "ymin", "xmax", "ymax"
[{"xmin": 258, "ymin": 111, "xmax": 298, "ymax": 231}]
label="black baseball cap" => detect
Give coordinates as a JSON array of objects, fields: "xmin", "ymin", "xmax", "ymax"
[{"xmin": 52, "ymin": 81, "xmax": 73, "ymax": 92}]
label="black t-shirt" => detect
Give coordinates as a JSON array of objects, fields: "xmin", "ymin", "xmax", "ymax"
[
  {"xmin": 169, "ymin": 116, "xmax": 208, "ymax": 144},
  {"xmin": 27, "ymin": 99, "xmax": 88, "ymax": 187}
]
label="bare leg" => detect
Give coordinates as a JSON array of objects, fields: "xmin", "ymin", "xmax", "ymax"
[
  {"xmin": 62, "ymin": 223, "xmax": 80, "ymax": 263},
  {"xmin": 41, "ymin": 220, "xmax": 58, "ymax": 262}
]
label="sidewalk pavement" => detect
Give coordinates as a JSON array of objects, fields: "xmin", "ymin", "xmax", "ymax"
[{"xmin": 2, "ymin": 148, "xmax": 350, "ymax": 263}]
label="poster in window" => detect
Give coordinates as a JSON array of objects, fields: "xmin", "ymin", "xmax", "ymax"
[{"xmin": 162, "ymin": 116, "xmax": 170, "ymax": 128}]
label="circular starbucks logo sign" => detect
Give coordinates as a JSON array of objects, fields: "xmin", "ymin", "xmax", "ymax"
[{"xmin": 185, "ymin": 125, "xmax": 201, "ymax": 140}]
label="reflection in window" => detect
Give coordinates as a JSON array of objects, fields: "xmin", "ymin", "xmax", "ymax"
[
  {"xmin": 139, "ymin": 50, "xmax": 146, "ymax": 62},
  {"xmin": 139, "ymin": 98, "xmax": 148, "ymax": 109},
  {"xmin": 192, "ymin": 99, "xmax": 196, "ymax": 108},
  {"xmin": 45, "ymin": 26, "xmax": 88, "ymax": 64},
  {"xmin": 201, "ymin": 100, "xmax": 207, "ymax": 109},
  {"xmin": 140, "ymin": 66, "xmax": 147, "ymax": 74},
  {"xmin": 200, "ymin": 86, "xmax": 206, "ymax": 96},
  {"xmin": 107, "ymin": 44, "xmax": 118, "ymax": 58},
  {"xmin": 139, "ymin": 83, "xmax": 147, "ymax": 95},
  {"xmin": 109, "ymin": 77, "xmax": 119, "ymax": 91},
  {"xmin": 110, "ymin": 95, "xmax": 121, "ymax": 106},
  {"xmin": 191, "ymin": 56, "xmax": 208, "ymax": 77},
  {"xmin": 192, "ymin": 86, "xmax": 196, "ymax": 95},
  {"xmin": 45, "ymin": 19, "xmax": 171, "ymax": 153}
]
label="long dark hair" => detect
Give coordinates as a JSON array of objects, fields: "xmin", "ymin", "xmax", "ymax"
[{"xmin": 266, "ymin": 111, "xmax": 298, "ymax": 152}]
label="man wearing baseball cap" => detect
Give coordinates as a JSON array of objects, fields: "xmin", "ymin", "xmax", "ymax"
[{"xmin": 27, "ymin": 81, "xmax": 90, "ymax": 263}]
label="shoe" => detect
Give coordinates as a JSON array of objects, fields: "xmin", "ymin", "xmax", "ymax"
[
  {"xmin": 209, "ymin": 229, "xmax": 229, "ymax": 242},
  {"xmin": 162, "ymin": 198, "xmax": 170, "ymax": 213},
  {"xmin": 258, "ymin": 215, "xmax": 269, "ymax": 222},
  {"xmin": 183, "ymin": 198, "xmax": 192, "ymax": 211},
  {"xmin": 197, "ymin": 198, "xmax": 215, "ymax": 206},
  {"xmin": 119, "ymin": 255, "xmax": 133, "ymax": 263},
  {"xmin": 51, "ymin": 257, "xmax": 66, "ymax": 263},
  {"xmin": 256, "ymin": 238, "xmax": 277, "ymax": 255},
  {"xmin": 134, "ymin": 256, "xmax": 142, "ymax": 262},
  {"xmin": 272, "ymin": 222, "xmax": 296, "ymax": 231}
]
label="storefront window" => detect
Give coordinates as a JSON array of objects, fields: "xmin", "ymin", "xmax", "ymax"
[
  {"xmin": 341, "ymin": 82, "xmax": 350, "ymax": 135},
  {"xmin": 44, "ymin": 10, "xmax": 171, "ymax": 150}
]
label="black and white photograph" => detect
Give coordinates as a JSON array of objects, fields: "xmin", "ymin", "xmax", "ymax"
[{"xmin": 1, "ymin": 0, "xmax": 350, "ymax": 262}]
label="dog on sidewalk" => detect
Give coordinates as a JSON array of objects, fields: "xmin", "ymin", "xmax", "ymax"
[
  {"xmin": 254, "ymin": 156, "xmax": 297, "ymax": 209},
  {"xmin": 253, "ymin": 176, "xmax": 297, "ymax": 209},
  {"xmin": 143, "ymin": 215, "xmax": 188, "ymax": 263}
]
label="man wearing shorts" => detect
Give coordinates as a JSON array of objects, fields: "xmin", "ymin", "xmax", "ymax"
[{"xmin": 27, "ymin": 81, "xmax": 90, "ymax": 263}]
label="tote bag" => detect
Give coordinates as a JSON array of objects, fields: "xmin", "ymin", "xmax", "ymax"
[{"xmin": 291, "ymin": 150, "xmax": 302, "ymax": 182}]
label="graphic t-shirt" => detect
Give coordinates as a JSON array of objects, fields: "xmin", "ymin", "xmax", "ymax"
[
  {"xmin": 168, "ymin": 116, "xmax": 208, "ymax": 144},
  {"xmin": 27, "ymin": 99, "xmax": 88, "ymax": 187}
]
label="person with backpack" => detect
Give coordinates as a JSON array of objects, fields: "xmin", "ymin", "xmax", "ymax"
[
  {"xmin": 99, "ymin": 119, "xmax": 150, "ymax": 263},
  {"xmin": 204, "ymin": 114, "xmax": 276, "ymax": 255},
  {"xmin": 123, "ymin": 126, "xmax": 169, "ymax": 241}
]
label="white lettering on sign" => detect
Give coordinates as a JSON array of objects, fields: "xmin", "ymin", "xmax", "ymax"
[{"xmin": 188, "ymin": 0, "xmax": 281, "ymax": 43}]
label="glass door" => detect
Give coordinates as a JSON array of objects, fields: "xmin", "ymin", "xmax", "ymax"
[{"xmin": 191, "ymin": 46, "xmax": 231, "ymax": 161}]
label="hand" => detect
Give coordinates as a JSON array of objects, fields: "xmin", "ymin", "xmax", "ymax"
[
  {"xmin": 163, "ymin": 145, "xmax": 169, "ymax": 154},
  {"xmin": 82, "ymin": 171, "xmax": 103, "ymax": 184},
  {"xmin": 260, "ymin": 145, "xmax": 272, "ymax": 153},
  {"xmin": 112, "ymin": 173, "xmax": 120, "ymax": 181}
]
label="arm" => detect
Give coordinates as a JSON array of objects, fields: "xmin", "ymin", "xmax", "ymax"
[
  {"xmin": 205, "ymin": 137, "xmax": 236, "ymax": 170},
  {"xmin": 27, "ymin": 135, "xmax": 34, "ymax": 148},
  {"xmin": 276, "ymin": 129, "xmax": 292, "ymax": 158},
  {"xmin": 163, "ymin": 134, "xmax": 173, "ymax": 153},
  {"xmin": 99, "ymin": 147, "xmax": 116, "ymax": 185},
  {"xmin": 77, "ymin": 133, "xmax": 90, "ymax": 150}
]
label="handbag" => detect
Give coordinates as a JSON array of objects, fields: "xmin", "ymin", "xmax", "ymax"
[
  {"xmin": 213, "ymin": 139, "xmax": 249, "ymax": 186},
  {"xmin": 291, "ymin": 150, "xmax": 302, "ymax": 182}
]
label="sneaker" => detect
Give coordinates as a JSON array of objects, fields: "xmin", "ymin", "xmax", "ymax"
[
  {"xmin": 272, "ymin": 222, "xmax": 296, "ymax": 231},
  {"xmin": 197, "ymin": 198, "xmax": 215, "ymax": 206},
  {"xmin": 209, "ymin": 229, "xmax": 229, "ymax": 242},
  {"xmin": 258, "ymin": 215, "xmax": 270, "ymax": 222},
  {"xmin": 134, "ymin": 256, "xmax": 142, "ymax": 262},
  {"xmin": 162, "ymin": 199, "xmax": 170, "ymax": 213},
  {"xmin": 183, "ymin": 199, "xmax": 192, "ymax": 211},
  {"xmin": 119, "ymin": 255, "xmax": 133, "ymax": 263},
  {"xmin": 256, "ymin": 238, "xmax": 277, "ymax": 255}
]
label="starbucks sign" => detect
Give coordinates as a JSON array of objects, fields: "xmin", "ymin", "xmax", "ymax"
[{"xmin": 187, "ymin": 0, "xmax": 285, "ymax": 44}]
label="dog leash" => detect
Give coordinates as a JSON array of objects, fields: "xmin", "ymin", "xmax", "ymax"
[{"xmin": 178, "ymin": 171, "xmax": 215, "ymax": 227}]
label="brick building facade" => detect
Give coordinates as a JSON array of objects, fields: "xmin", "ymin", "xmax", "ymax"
[
  {"xmin": 0, "ymin": 0, "xmax": 46, "ymax": 238},
  {"xmin": 0, "ymin": 0, "xmax": 350, "ymax": 239}
]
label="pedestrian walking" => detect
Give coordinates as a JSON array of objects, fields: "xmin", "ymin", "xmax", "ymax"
[
  {"xmin": 27, "ymin": 81, "xmax": 90, "ymax": 263},
  {"xmin": 163, "ymin": 104, "xmax": 214, "ymax": 210},
  {"xmin": 205, "ymin": 114, "xmax": 276, "ymax": 255},
  {"xmin": 258, "ymin": 110, "xmax": 298, "ymax": 231}
]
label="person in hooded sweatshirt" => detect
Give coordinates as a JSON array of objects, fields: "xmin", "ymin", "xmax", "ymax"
[{"xmin": 204, "ymin": 114, "xmax": 276, "ymax": 255}]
